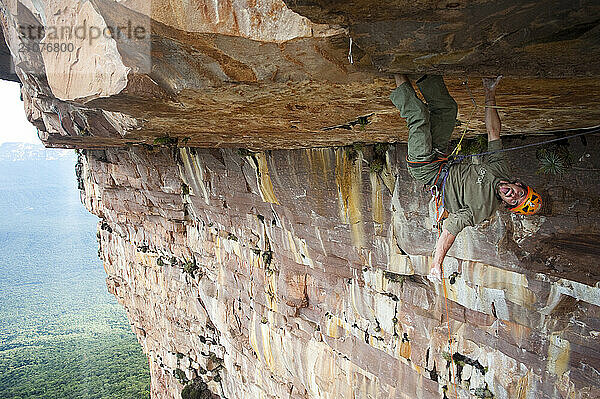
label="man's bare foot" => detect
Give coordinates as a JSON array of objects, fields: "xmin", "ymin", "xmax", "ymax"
[
  {"xmin": 483, "ymin": 75, "xmax": 502, "ymax": 92},
  {"xmin": 427, "ymin": 266, "xmax": 442, "ymax": 283},
  {"xmin": 395, "ymin": 74, "xmax": 409, "ymax": 87}
]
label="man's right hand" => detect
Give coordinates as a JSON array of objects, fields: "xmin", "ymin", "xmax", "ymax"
[
  {"xmin": 428, "ymin": 229, "xmax": 456, "ymax": 283},
  {"xmin": 427, "ymin": 263, "xmax": 442, "ymax": 283},
  {"xmin": 483, "ymin": 75, "xmax": 503, "ymax": 92}
]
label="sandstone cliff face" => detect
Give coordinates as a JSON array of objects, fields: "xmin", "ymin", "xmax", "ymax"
[
  {"xmin": 2, "ymin": 1, "xmax": 600, "ymax": 398},
  {"xmin": 76, "ymin": 139, "xmax": 600, "ymax": 399}
]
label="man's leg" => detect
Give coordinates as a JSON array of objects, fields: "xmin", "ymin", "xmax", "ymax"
[
  {"xmin": 390, "ymin": 75, "xmax": 439, "ymax": 183},
  {"xmin": 416, "ymin": 75, "xmax": 458, "ymax": 154}
]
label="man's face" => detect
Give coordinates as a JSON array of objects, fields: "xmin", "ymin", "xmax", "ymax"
[{"xmin": 497, "ymin": 181, "xmax": 526, "ymax": 207}]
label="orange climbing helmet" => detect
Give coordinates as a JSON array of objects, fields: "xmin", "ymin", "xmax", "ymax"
[{"xmin": 508, "ymin": 185, "xmax": 543, "ymax": 215}]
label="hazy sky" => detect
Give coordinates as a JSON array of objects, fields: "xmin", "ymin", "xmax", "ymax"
[{"xmin": 0, "ymin": 80, "xmax": 40, "ymax": 145}]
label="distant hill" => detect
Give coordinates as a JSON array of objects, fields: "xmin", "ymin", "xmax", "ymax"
[{"xmin": 0, "ymin": 142, "xmax": 74, "ymax": 161}]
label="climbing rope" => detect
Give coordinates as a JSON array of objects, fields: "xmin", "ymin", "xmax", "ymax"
[
  {"xmin": 450, "ymin": 76, "xmax": 600, "ymax": 160},
  {"xmin": 442, "ymin": 265, "xmax": 459, "ymax": 399},
  {"xmin": 428, "ymin": 160, "xmax": 459, "ymax": 399},
  {"xmin": 432, "ymin": 187, "xmax": 459, "ymax": 399},
  {"xmin": 449, "ymin": 78, "xmax": 481, "ymax": 157},
  {"xmin": 484, "ymin": 104, "xmax": 588, "ymax": 112},
  {"xmin": 450, "ymin": 103, "xmax": 477, "ymax": 156},
  {"xmin": 453, "ymin": 125, "xmax": 600, "ymax": 160}
]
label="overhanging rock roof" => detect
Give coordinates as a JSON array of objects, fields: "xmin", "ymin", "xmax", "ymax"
[{"xmin": 0, "ymin": 0, "xmax": 599, "ymax": 149}]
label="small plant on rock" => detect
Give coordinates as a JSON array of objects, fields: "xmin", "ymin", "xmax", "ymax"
[
  {"xmin": 536, "ymin": 144, "xmax": 572, "ymax": 175},
  {"xmin": 174, "ymin": 368, "xmax": 188, "ymax": 385},
  {"xmin": 183, "ymin": 259, "xmax": 199, "ymax": 277},
  {"xmin": 181, "ymin": 183, "xmax": 190, "ymax": 195},
  {"xmin": 346, "ymin": 142, "xmax": 363, "ymax": 162},
  {"xmin": 473, "ymin": 384, "xmax": 494, "ymax": 398},
  {"xmin": 237, "ymin": 148, "xmax": 255, "ymax": 157},
  {"xmin": 153, "ymin": 135, "xmax": 179, "ymax": 146},
  {"xmin": 370, "ymin": 143, "xmax": 390, "ymax": 173},
  {"xmin": 369, "ymin": 158, "xmax": 385, "ymax": 173},
  {"xmin": 356, "ymin": 115, "xmax": 370, "ymax": 130},
  {"xmin": 181, "ymin": 378, "xmax": 213, "ymax": 399},
  {"xmin": 460, "ymin": 134, "xmax": 487, "ymax": 155}
]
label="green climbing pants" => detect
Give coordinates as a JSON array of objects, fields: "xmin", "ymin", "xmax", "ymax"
[{"xmin": 389, "ymin": 75, "xmax": 458, "ymax": 184}]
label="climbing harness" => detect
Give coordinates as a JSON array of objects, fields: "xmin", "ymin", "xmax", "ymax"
[
  {"xmin": 428, "ymin": 160, "xmax": 452, "ymax": 229},
  {"xmin": 405, "ymin": 155, "xmax": 452, "ymax": 228},
  {"xmin": 406, "ymin": 156, "xmax": 448, "ymax": 168}
]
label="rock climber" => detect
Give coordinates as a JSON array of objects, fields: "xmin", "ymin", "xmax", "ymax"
[{"xmin": 389, "ymin": 74, "xmax": 542, "ymax": 282}]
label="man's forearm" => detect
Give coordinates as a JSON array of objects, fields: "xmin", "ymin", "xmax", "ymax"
[
  {"xmin": 433, "ymin": 228, "xmax": 456, "ymax": 271},
  {"xmin": 485, "ymin": 92, "xmax": 501, "ymax": 141},
  {"xmin": 483, "ymin": 77, "xmax": 502, "ymax": 141}
]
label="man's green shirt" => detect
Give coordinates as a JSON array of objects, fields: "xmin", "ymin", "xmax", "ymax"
[{"xmin": 443, "ymin": 139, "xmax": 511, "ymax": 236}]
